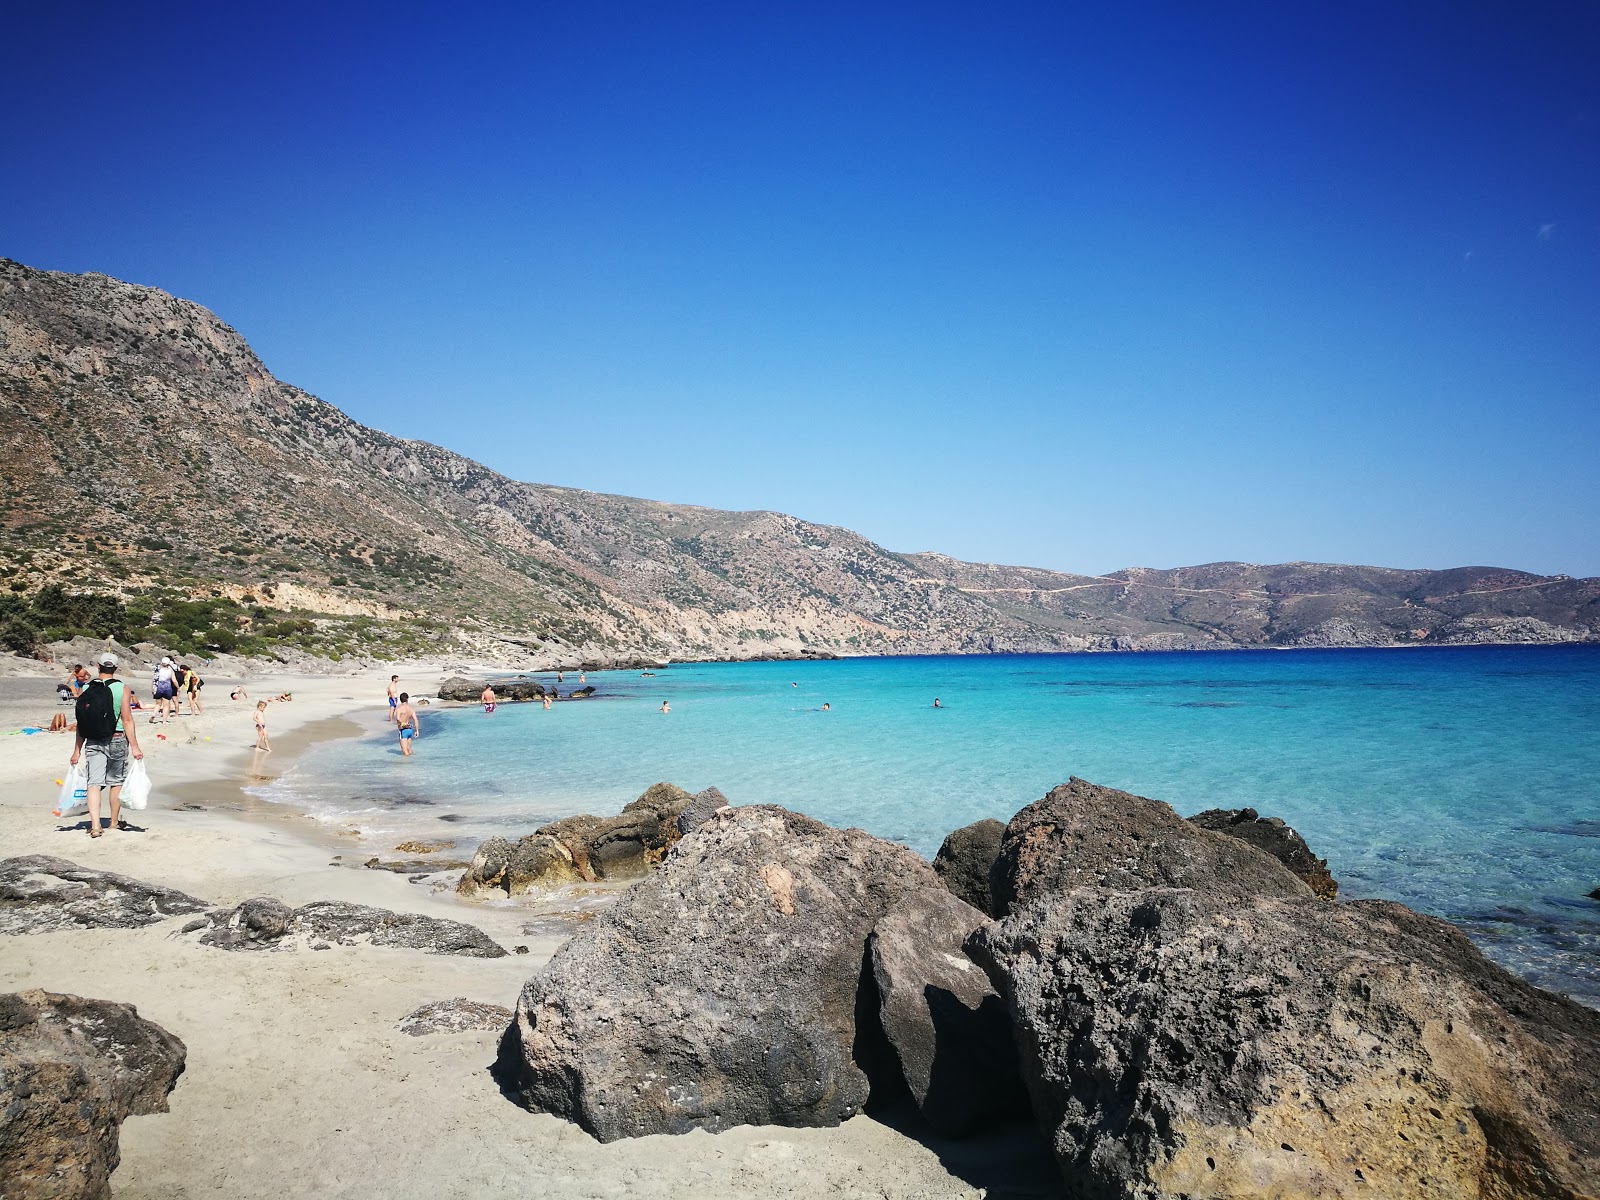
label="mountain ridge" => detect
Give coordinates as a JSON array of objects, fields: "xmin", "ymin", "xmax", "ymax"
[{"xmin": 2, "ymin": 257, "xmax": 1596, "ymax": 663}]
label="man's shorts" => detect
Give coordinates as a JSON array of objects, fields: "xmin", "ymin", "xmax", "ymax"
[
  {"xmin": 83, "ymin": 734, "xmax": 129, "ymax": 788},
  {"xmin": 388, "ymin": 696, "xmax": 398, "ymax": 708}
]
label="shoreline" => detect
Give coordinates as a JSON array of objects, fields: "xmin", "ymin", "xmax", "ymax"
[{"xmin": 0, "ymin": 665, "xmax": 1056, "ymax": 1198}]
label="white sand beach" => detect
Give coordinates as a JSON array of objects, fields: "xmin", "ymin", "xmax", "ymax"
[{"xmin": 0, "ymin": 664, "xmax": 1054, "ymax": 1199}]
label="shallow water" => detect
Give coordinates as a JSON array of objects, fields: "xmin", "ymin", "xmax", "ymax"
[{"xmin": 255, "ymin": 645, "xmax": 1600, "ymax": 1005}]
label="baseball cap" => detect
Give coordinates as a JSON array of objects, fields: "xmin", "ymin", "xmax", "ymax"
[
  {"xmin": 96, "ymin": 653, "xmax": 118, "ymax": 669},
  {"xmin": 161, "ymin": 656, "xmax": 173, "ymax": 665}
]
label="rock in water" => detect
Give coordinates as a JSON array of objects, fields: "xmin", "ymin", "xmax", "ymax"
[
  {"xmin": 969, "ymin": 889, "xmax": 1600, "ymax": 1200},
  {"xmin": 931, "ymin": 818, "xmax": 1005, "ymax": 916},
  {"xmin": 868, "ymin": 887, "xmax": 1025, "ymax": 1137},
  {"xmin": 0, "ymin": 856, "xmax": 209, "ymax": 934},
  {"xmin": 397, "ymin": 998, "xmax": 513, "ymax": 1036},
  {"xmin": 0, "ymin": 990, "xmax": 186, "ymax": 1200},
  {"xmin": 989, "ymin": 777, "xmax": 1311, "ymax": 914},
  {"xmin": 456, "ymin": 834, "xmax": 582, "ymax": 898},
  {"xmin": 1188, "ymin": 805, "xmax": 1339, "ymax": 898},
  {"xmin": 496, "ymin": 805, "xmax": 938, "ymax": 1141}
]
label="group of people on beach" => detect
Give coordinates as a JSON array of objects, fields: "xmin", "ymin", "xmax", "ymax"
[{"xmin": 58, "ymin": 656, "xmax": 204, "ymax": 722}]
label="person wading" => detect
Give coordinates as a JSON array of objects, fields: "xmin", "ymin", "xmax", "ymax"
[
  {"xmin": 69, "ymin": 654, "xmax": 143, "ymax": 837},
  {"xmin": 394, "ymin": 692, "xmax": 419, "ymax": 755}
]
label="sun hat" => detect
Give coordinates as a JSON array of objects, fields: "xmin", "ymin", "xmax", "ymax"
[{"xmin": 161, "ymin": 656, "xmax": 173, "ymax": 665}]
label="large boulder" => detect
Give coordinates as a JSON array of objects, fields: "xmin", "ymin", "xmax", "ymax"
[
  {"xmin": 931, "ymin": 818, "xmax": 1006, "ymax": 915},
  {"xmin": 969, "ymin": 888, "xmax": 1600, "ymax": 1200},
  {"xmin": 495, "ymin": 805, "xmax": 939, "ymax": 1141},
  {"xmin": 1188, "ymin": 805, "xmax": 1339, "ymax": 898},
  {"xmin": 192, "ymin": 897, "xmax": 506, "ymax": 957},
  {"xmin": 989, "ymin": 778, "xmax": 1312, "ymax": 914},
  {"xmin": 537, "ymin": 782, "xmax": 697, "ymax": 881},
  {"xmin": 0, "ymin": 856, "xmax": 208, "ymax": 934},
  {"xmin": 0, "ymin": 989, "xmax": 186, "ymax": 1200},
  {"xmin": 455, "ymin": 835, "xmax": 582, "ymax": 898},
  {"xmin": 868, "ymin": 886, "xmax": 1026, "ymax": 1137}
]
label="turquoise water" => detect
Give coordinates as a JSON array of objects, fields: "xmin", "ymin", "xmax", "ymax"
[{"xmin": 260, "ymin": 645, "xmax": 1600, "ymax": 1005}]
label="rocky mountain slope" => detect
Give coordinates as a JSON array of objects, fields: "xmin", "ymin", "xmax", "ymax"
[{"xmin": 2, "ymin": 257, "xmax": 1596, "ymax": 661}]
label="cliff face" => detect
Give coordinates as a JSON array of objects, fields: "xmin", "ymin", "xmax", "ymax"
[{"xmin": 2, "ymin": 258, "xmax": 1596, "ymax": 659}]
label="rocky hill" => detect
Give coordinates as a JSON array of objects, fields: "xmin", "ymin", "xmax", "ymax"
[{"xmin": 2, "ymin": 257, "xmax": 1596, "ymax": 663}]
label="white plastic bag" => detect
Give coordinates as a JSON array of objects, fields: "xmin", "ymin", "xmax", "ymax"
[
  {"xmin": 122, "ymin": 759, "xmax": 151, "ymax": 810},
  {"xmin": 54, "ymin": 764, "xmax": 88, "ymax": 817}
]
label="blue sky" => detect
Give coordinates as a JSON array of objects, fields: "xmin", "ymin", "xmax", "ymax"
[{"xmin": 5, "ymin": 1, "xmax": 1598, "ymax": 576}]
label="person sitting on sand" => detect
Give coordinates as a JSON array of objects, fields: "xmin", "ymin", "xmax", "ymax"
[
  {"xmin": 231, "ymin": 686, "xmax": 248, "ymax": 701},
  {"xmin": 57, "ymin": 664, "xmax": 90, "ymax": 702},
  {"xmin": 394, "ymin": 693, "xmax": 419, "ymax": 755},
  {"xmin": 481, "ymin": 684, "xmax": 497, "ymax": 714},
  {"xmin": 253, "ymin": 701, "xmax": 270, "ymax": 752}
]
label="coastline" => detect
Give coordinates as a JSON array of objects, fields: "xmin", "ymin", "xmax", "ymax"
[{"xmin": 0, "ymin": 666, "xmax": 1055, "ymax": 1198}]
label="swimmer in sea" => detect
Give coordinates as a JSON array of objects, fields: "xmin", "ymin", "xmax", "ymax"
[
  {"xmin": 821, "ymin": 702, "xmax": 831, "ymax": 711},
  {"xmin": 932, "ymin": 697, "xmax": 942, "ymax": 708},
  {"xmin": 394, "ymin": 693, "xmax": 419, "ymax": 756},
  {"xmin": 541, "ymin": 693, "xmax": 553, "ymax": 709},
  {"xmin": 481, "ymin": 684, "xmax": 497, "ymax": 714},
  {"xmin": 659, "ymin": 701, "xmax": 670, "ymax": 714}
]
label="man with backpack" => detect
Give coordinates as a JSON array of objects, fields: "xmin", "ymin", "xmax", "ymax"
[{"xmin": 69, "ymin": 654, "xmax": 144, "ymax": 837}]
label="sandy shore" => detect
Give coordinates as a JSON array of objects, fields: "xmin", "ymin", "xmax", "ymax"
[{"xmin": 0, "ymin": 665, "xmax": 1056, "ymax": 1198}]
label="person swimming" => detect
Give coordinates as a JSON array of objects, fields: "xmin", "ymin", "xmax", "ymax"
[
  {"xmin": 481, "ymin": 683, "xmax": 497, "ymax": 714},
  {"xmin": 659, "ymin": 701, "xmax": 670, "ymax": 713},
  {"xmin": 932, "ymin": 698, "xmax": 942, "ymax": 708},
  {"xmin": 821, "ymin": 702, "xmax": 831, "ymax": 711}
]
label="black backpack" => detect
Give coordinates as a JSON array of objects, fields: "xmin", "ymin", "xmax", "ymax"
[{"xmin": 76, "ymin": 679, "xmax": 118, "ymax": 741}]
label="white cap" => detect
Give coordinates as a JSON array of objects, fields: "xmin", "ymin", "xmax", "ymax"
[
  {"xmin": 96, "ymin": 653, "xmax": 118, "ymax": 669},
  {"xmin": 161, "ymin": 656, "xmax": 173, "ymax": 665}
]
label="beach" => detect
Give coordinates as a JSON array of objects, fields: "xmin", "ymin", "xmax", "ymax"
[{"xmin": 0, "ymin": 663, "xmax": 1055, "ymax": 1199}]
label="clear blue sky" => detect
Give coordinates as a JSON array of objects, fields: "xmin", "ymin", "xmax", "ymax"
[{"xmin": 5, "ymin": 1, "xmax": 1598, "ymax": 576}]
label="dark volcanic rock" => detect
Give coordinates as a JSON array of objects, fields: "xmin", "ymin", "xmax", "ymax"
[
  {"xmin": 989, "ymin": 777, "xmax": 1311, "ymax": 914},
  {"xmin": 0, "ymin": 989, "xmax": 185, "ymax": 1200},
  {"xmin": 397, "ymin": 998, "xmax": 513, "ymax": 1037},
  {"xmin": 675, "ymin": 786, "xmax": 731, "ymax": 836},
  {"xmin": 868, "ymin": 887, "xmax": 1025, "ymax": 1137},
  {"xmin": 1188, "ymin": 805, "xmax": 1339, "ymax": 898},
  {"xmin": 495, "ymin": 805, "xmax": 939, "ymax": 1141},
  {"xmin": 969, "ymin": 888, "xmax": 1600, "ymax": 1200},
  {"xmin": 1588, "ymin": 886, "xmax": 1600, "ymax": 901},
  {"xmin": 931, "ymin": 819, "xmax": 1006, "ymax": 916},
  {"xmin": 0, "ymin": 856, "xmax": 209, "ymax": 934},
  {"xmin": 457, "ymin": 834, "xmax": 582, "ymax": 898},
  {"xmin": 192, "ymin": 897, "xmax": 506, "ymax": 957},
  {"xmin": 197, "ymin": 896, "xmax": 293, "ymax": 950},
  {"xmin": 437, "ymin": 676, "xmax": 546, "ymax": 702}
]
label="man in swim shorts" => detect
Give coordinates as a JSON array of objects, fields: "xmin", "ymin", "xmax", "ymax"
[
  {"xmin": 481, "ymin": 683, "xmax": 497, "ymax": 713},
  {"xmin": 394, "ymin": 692, "xmax": 419, "ymax": 755},
  {"xmin": 386, "ymin": 675, "xmax": 400, "ymax": 722}
]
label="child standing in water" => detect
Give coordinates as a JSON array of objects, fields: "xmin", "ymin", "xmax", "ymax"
[
  {"xmin": 394, "ymin": 692, "xmax": 419, "ymax": 756},
  {"xmin": 253, "ymin": 701, "xmax": 270, "ymax": 751}
]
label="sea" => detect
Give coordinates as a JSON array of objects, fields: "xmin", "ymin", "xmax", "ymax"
[{"xmin": 253, "ymin": 644, "xmax": 1600, "ymax": 1006}]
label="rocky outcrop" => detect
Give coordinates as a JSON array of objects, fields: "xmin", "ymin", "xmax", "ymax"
[
  {"xmin": 191, "ymin": 897, "xmax": 506, "ymax": 957},
  {"xmin": 1188, "ymin": 805, "xmax": 1339, "ymax": 898},
  {"xmin": 458, "ymin": 782, "xmax": 709, "ymax": 896},
  {"xmin": 931, "ymin": 818, "xmax": 1005, "ymax": 916},
  {"xmin": 868, "ymin": 887, "xmax": 1025, "ymax": 1137},
  {"xmin": 397, "ymin": 998, "xmax": 513, "ymax": 1037},
  {"xmin": 0, "ymin": 856, "xmax": 209, "ymax": 934},
  {"xmin": 989, "ymin": 777, "xmax": 1312, "ymax": 914},
  {"xmin": 495, "ymin": 805, "xmax": 939, "ymax": 1141},
  {"xmin": 0, "ymin": 989, "xmax": 186, "ymax": 1200},
  {"xmin": 969, "ymin": 888, "xmax": 1600, "ymax": 1200},
  {"xmin": 437, "ymin": 676, "xmax": 545, "ymax": 701}
]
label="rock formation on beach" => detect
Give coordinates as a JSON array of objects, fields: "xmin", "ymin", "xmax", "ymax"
[
  {"xmin": 0, "ymin": 989, "xmax": 186, "ymax": 1200},
  {"xmin": 930, "ymin": 818, "xmax": 1006, "ymax": 916},
  {"xmin": 188, "ymin": 896, "xmax": 506, "ymax": 957},
  {"xmin": 1188, "ymin": 804, "xmax": 1340, "ymax": 898},
  {"xmin": 969, "ymin": 888, "xmax": 1600, "ymax": 1199},
  {"xmin": 988, "ymin": 776, "xmax": 1313, "ymax": 915},
  {"xmin": 397, "ymin": 998, "xmax": 514, "ymax": 1037},
  {"xmin": 495, "ymin": 805, "xmax": 938, "ymax": 1140},
  {"xmin": 457, "ymin": 782, "xmax": 722, "ymax": 896},
  {"xmin": 4, "ymin": 257, "xmax": 1598, "ymax": 663},
  {"xmin": 867, "ymin": 886, "xmax": 1026, "ymax": 1137},
  {"xmin": 0, "ymin": 856, "xmax": 209, "ymax": 934}
]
